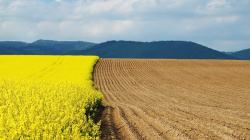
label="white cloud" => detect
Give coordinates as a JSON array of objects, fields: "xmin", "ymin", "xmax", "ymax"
[
  {"xmin": 57, "ymin": 19, "xmax": 134, "ymax": 37},
  {"xmin": 214, "ymin": 16, "xmax": 238, "ymax": 23},
  {"xmin": 87, "ymin": 0, "xmax": 121, "ymax": 14},
  {"xmin": 8, "ymin": 1, "xmax": 26, "ymax": 10},
  {"xmin": 182, "ymin": 16, "xmax": 238, "ymax": 32},
  {"xmin": 195, "ymin": 0, "xmax": 233, "ymax": 15},
  {"xmin": 113, "ymin": 20, "xmax": 134, "ymax": 34},
  {"xmin": 0, "ymin": 0, "xmax": 249, "ymax": 51},
  {"xmin": 73, "ymin": 0, "xmax": 157, "ymax": 16},
  {"xmin": 1, "ymin": 21, "xmax": 13, "ymax": 29},
  {"xmin": 38, "ymin": 21, "xmax": 58, "ymax": 31},
  {"xmin": 206, "ymin": 0, "xmax": 231, "ymax": 8},
  {"xmin": 0, "ymin": 20, "xmax": 37, "ymax": 42}
]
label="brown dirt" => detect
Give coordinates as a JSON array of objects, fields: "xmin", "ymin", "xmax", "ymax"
[{"xmin": 93, "ymin": 59, "xmax": 250, "ymax": 140}]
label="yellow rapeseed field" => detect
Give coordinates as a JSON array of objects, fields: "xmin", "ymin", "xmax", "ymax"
[{"xmin": 0, "ymin": 55, "xmax": 103, "ymax": 139}]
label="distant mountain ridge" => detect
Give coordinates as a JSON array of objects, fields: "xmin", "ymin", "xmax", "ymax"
[
  {"xmin": 69, "ymin": 40, "xmax": 237, "ymax": 59},
  {"xmin": 0, "ymin": 41, "xmax": 30, "ymax": 54},
  {"xmin": 0, "ymin": 40, "xmax": 243, "ymax": 60},
  {"xmin": 227, "ymin": 48, "xmax": 250, "ymax": 60},
  {"xmin": 23, "ymin": 40, "xmax": 96, "ymax": 55},
  {"xmin": 0, "ymin": 40, "xmax": 96, "ymax": 55}
]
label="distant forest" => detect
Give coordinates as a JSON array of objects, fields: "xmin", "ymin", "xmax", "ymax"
[{"xmin": 0, "ymin": 40, "xmax": 249, "ymax": 60}]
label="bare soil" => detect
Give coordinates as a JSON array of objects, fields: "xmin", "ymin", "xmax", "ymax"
[{"xmin": 94, "ymin": 59, "xmax": 250, "ymax": 140}]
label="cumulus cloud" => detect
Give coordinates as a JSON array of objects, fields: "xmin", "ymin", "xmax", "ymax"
[
  {"xmin": 214, "ymin": 16, "xmax": 238, "ymax": 23},
  {"xmin": 0, "ymin": 0, "xmax": 249, "ymax": 51},
  {"xmin": 206, "ymin": 0, "xmax": 231, "ymax": 8}
]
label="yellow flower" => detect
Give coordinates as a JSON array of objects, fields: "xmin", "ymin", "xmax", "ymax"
[{"xmin": 0, "ymin": 56, "xmax": 102, "ymax": 139}]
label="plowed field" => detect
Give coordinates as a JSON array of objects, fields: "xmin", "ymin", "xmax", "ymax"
[{"xmin": 94, "ymin": 59, "xmax": 250, "ymax": 139}]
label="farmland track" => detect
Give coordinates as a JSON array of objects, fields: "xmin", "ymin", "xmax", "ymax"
[{"xmin": 94, "ymin": 59, "xmax": 250, "ymax": 140}]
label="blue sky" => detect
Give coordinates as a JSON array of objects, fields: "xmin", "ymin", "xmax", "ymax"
[{"xmin": 0, "ymin": 0, "xmax": 249, "ymax": 51}]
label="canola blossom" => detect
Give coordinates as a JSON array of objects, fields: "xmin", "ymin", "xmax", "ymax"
[{"xmin": 0, "ymin": 56, "xmax": 103, "ymax": 139}]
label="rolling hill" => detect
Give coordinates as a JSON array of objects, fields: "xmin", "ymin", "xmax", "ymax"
[
  {"xmin": 0, "ymin": 40, "xmax": 96, "ymax": 55},
  {"xmin": 0, "ymin": 41, "xmax": 30, "ymax": 55},
  {"xmin": 228, "ymin": 48, "xmax": 250, "ymax": 60},
  {"xmin": 1, "ymin": 40, "xmax": 242, "ymax": 59},
  {"xmin": 69, "ymin": 41, "xmax": 237, "ymax": 59},
  {"xmin": 23, "ymin": 40, "xmax": 96, "ymax": 55}
]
